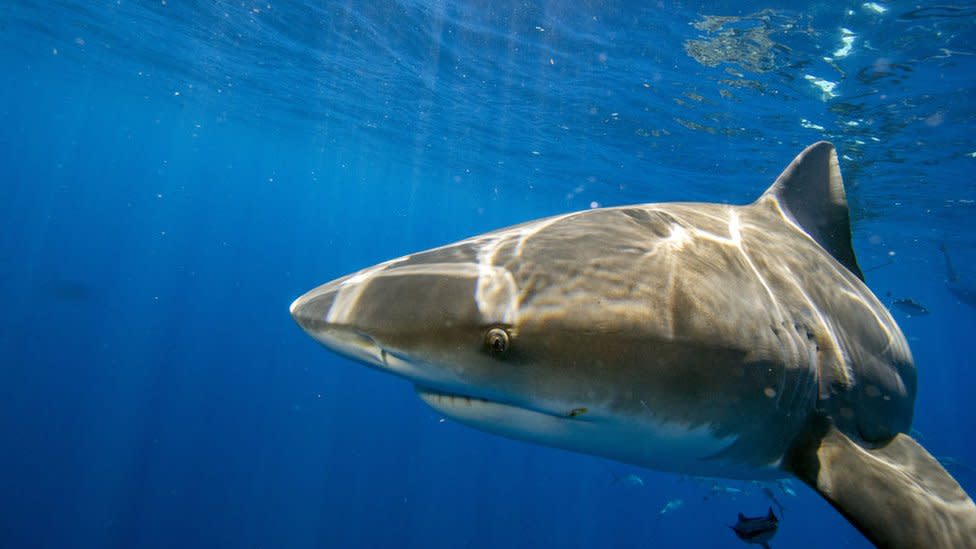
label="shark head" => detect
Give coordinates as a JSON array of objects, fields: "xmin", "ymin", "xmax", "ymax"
[
  {"xmin": 289, "ymin": 228, "xmax": 664, "ymax": 445},
  {"xmin": 289, "ymin": 246, "xmax": 533, "ymax": 407}
]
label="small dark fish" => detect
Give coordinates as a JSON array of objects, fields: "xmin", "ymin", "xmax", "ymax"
[
  {"xmin": 730, "ymin": 507, "xmax": 778, "ymax": 549},
  {"xmin": 892, "ymin": 298, "xmax": 929, "ymax": 316}
]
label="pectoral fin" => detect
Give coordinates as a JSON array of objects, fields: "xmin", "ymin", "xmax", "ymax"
[{"xmin": 784, "ymin": 416, "xmax": 976, "ymax": 548}]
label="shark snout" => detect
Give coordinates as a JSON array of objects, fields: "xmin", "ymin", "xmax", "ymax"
[
  {"xmin": 289, "ymin": 275, "xmax": 345, "ymax": 338},
  {"xmin": 289, "ymin": 276, "xmax": 391, "ymax": 366},
  {"xmin": 289, "ymin": 256, "xmax": 501, "ymax": 383},
  {"xmin": 289, "ymin": 282, "xmax": 334, "ymax": 333}
]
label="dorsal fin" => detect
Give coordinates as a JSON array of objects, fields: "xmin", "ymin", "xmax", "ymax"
[{"xmin": 756, "ymin": 142, "xmax": 864, "ymax": 280}]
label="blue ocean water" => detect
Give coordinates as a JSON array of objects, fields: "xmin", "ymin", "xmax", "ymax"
[{"xmin": 1, "ymin": 1, "xmax": 974, "ymax": 547}]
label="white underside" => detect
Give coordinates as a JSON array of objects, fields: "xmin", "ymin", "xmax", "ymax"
[{"xmin": 416, "ymin": 387, "xmax": 786, "ymax": 480}]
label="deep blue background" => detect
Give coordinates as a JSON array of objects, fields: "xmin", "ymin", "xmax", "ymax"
[{"xmin": 1, "ymin": 1, "xmax": 974, "ymax": 547}]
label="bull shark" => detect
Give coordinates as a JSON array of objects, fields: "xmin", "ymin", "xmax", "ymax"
[{"xmin": 291, "ymin": 142, "xmax": 976, "ymax": 548}]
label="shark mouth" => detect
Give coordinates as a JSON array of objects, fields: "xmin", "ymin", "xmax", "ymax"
[
  {"xmin": 414, "ymin": 385, "xmax": 591, "ymax": 422},
  {"xmin": 414, "ymin": 386, "xmax": 491, "ymax": 407},
  {"xmin": 414, "ymin": 385, "xmax": 769, "ymax": 480}
]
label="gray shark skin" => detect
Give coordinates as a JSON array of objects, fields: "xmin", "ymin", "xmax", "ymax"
[{"xmin": 291, "ymin": 142, "xmax": 976, "ymax": 548}]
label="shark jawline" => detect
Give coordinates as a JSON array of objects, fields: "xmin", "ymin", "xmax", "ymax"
[{"xmin": 414, "ymin": 385, "xmax": 579, "ymax": 421}]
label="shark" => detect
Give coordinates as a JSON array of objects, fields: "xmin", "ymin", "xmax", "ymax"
[
  {"xmin": 940, "ymin": 242, "xmax": 976, "ymax": 309},
  {"xmin": 291, "ymin": 142, "xmax": 976, "ymax": 548}
]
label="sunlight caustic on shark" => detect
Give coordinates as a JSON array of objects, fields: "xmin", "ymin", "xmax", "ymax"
[{"xmin": 291, "ymin": 142, "xmax": 976, "ymax": 548}]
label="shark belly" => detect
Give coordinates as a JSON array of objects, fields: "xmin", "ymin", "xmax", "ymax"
[{"xmin": 417, "ymin": 387, "xmax": 785, "ymax": 479}]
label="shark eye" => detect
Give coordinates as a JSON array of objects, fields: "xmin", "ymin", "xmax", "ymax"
[{"xmin": 485, "ymin": 327, "xmax": 511, "ymax": 355}]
